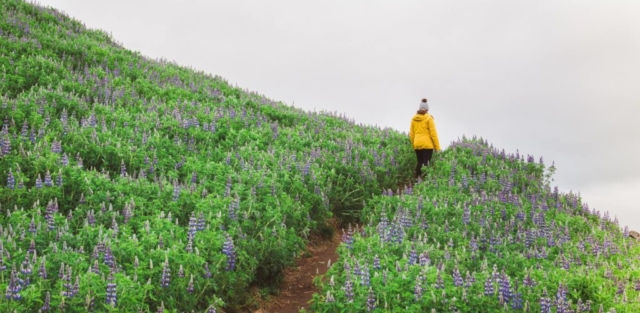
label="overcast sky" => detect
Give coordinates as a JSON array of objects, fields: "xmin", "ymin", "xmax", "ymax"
[{"xmin": 37, "ymin": 0, "xmax": 640, "ymax": 230}]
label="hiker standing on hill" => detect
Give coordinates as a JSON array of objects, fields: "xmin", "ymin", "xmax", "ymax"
[{"xmin": 409, "ymin": 98, "xmax": 441, "ymax": 179}]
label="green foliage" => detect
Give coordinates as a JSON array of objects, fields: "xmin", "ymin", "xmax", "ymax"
[
  {"xmin": 310, "ymin": 137, "xmax": 640, "ymax": 312},
  {"xmin": 0, "ymin": 0, "xmax": 413, "ymax": 311}
]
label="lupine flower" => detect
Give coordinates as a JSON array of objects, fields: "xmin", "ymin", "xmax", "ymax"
[
  {"xmin": 35, "ymin": 174, "xmax": 43, "ymax": 189},
  {"xmin": 408, "ymin": 244, "xmax": 417, "ymax": 265},
  {"xmin": 44, "ymin": 170, "xmax": 53, "ymax": 187},
  {"xmin": 5, "ymin": 264, "xmax": 23, "ymax": 300},
  {"xmin": 197, "ymin": 212, "xmax": 206, "ymax": 231},
  {"xmin": 434, "ymin": 271, "xmax": 444, "ymax": 289},
  {"xmin": 187, "ymin": 274, "xmax": 194, "ymax": 293},
  {"xmin": 91, "ymin": 260, "xmax": 100, "ymax": 274},
  {"xmin": 484, "ymin": 276, "xmax": 494, "ymax": 296},
  {"xmin": 203, "ymin": 262, "xmax": 212, "ymax": 278},
  {"xmin": 540, "ymin": 289, "xmax": 551, "ymax": 313},
  {"xmin": 106, "ymin": 270, "xmax": 117, "ymax": 307},
  {"xmin": 172, "ymin": 182, "xmax": 180, "ymax": 201},
  {"xmin": 188, "ymin": 213, "xmax": 197, "ymax": 239},
  {"xmin": 366, "ymin": 287, "xmax": 376, "ymax": 311},
  {"xmin": 452, "ymin": 266, "xmax": 463, "ymax": 287},
  {"xmin": 120, "ymin": 160, "xmax": 127, "ymax": 177},
  {"xmin": 6, "ymin": 169, "xmax": 14, "ymax": 189},
  {"xmin": 373, "ymin": 255, "xmax": 380, "ymax": 269},
  {"xmin": 222, "ymin": 233, "xmax": 236, "ymax": 271},
  {"xmin": 414, "ymin": 276, "xmax": 423, "ymax": 300},
  {"xmin": 161, "ymin": 256, "xmax": 171, "ymax": 288},
  {"xmin": 419, "ymin": 251, "xmax": 430, "ymax": 267},
  {"xmin": 104, "ymin": 245, "xmax": 115, "ymax": 268},
  {"xmin": 28, "ymin": 218, "xmax": 36, "ymax": 234},
  {"xmin": 343, "ymin": 272, "xmax": 354, "ymax": 302},
  {"xmin": 41, "ymin": 291, "xmax": 51, "ymax": 311}
]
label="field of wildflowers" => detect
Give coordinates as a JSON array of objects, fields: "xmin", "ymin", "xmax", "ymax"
[
  {"xmin": 309, "ymin": 137, "xmax": 640, "ymax": 312},
  {"xmin": 1, "ymin": 1, "xmax": 638, "ymax": 313},
  {"xmin": 0, "ymin": 1, "xmax": 415, "ymax": 311}
]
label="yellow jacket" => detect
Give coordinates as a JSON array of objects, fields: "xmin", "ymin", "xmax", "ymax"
[{"xmin": 409, "ymin": 113, "xmax": 440, "ymax": 150}]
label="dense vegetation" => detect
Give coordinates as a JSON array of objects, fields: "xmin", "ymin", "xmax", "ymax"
[
  {"xmin": 309, "ymin": 137, "xmax": 640, "ymax": 312},
  {"xmin": 0, "ymin": 0, "xmax": 414, "ymax": 311},
  {"xmin": 1, "ymin": 1, "xmax": 638, "ymax": 312}
]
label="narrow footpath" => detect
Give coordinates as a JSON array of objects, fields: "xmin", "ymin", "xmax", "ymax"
[{"xmin": 255, "ymin": 226, "xmax": 343, "ymax": 313}]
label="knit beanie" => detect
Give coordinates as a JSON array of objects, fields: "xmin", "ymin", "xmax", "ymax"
[{"xmin": 419, "ymin": 100, "xmax": 429, "ymax": 111}]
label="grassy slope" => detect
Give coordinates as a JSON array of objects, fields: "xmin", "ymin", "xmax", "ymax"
[
  {"xmin": 0, "ymin": 1, "xmax": 414, "ymax": 312},
  {"xmin": 310, "ymin": 137, "xmax": 640, "ymax": 312}
]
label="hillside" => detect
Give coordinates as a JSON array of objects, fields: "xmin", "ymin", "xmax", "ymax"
[
  {"xmin": 309, "ymin": 138, "xmax": 640, "ymax": 312},
  {"xmin": 0, "ymin": 1, "xmax": 414, "ymax": 312},
  {"xmin": 1, "ymin": 1, "xmax": 639, "ymax": 313}
]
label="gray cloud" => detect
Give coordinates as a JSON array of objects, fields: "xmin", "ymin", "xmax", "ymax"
[{"xmin": 39, "ymin": 0, "xmax": 640, "ymax": 228}]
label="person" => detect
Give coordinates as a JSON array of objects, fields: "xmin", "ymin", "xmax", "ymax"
[{"xmin": 409, "ymin": 98, "xmax": 441, "ymax": 179}]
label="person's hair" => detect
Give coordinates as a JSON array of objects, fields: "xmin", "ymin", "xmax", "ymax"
[
  {"xmin": 421, "ymin": 98, "xmax": 427, "ymax": 103},
  {"xmin": 417, "ymin": 109, "xmax": 427, "ymax": 114}
]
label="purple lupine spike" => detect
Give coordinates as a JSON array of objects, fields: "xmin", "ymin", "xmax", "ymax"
[
  {"xmin": 178, "ymin": 265, "xmax": 184, "ymax": 278},
  {"xmin": 185, "ymin": 237, "xmax": 193, "ymax": 253},
  {"xmin": 88, "ymin": 210, "xmax": 96, "ymax": 226},
  {"xmin": 222, "ymin": 233, "xmax": 236, "ymax": 271},
  {"xmin": 434, "ymin": 271, "xmax": 444, "ymax": 289},
  {"xmin": 225, "ymin": 176, "xmax": 232, "ymax": 197},
  {"xmin": 344, "ymin": 272, "xmax": 354, "ymax": 303},
  {"xmin": 373, "ymin": 255, "xmax": 380, "ymax": 269},
  {"xmin": 92, "ymin": 260, "xmax": 100, "ymax": 274},
  {"xmin": 187, "ymin": 274, "xmax": 194, "ymax": 293},
  {"xmin": 5, "ymin": 264, "xmax": 23, "ymax": 300},
  {"xmin": 366, "ymin": 287, "xmax": 376, "ymax": 311},
  {"xmin": 28, "ymin": 218, "xmax": 36, "ymax": 234},
  {"xmin": 160, "ymin": 256, "xmax": 171, "ymax": 288},
  {"xmin": 172, "ymin": 181, "xmax": 180, "ymax": 201},
  {"xmin": 6, "ymin": 169, "xmax": 15, "ymax": 189},
  {"xmin": 228, "ymin": 200, "xmax": 237, "ymax": 221},
  {"xmin": 106, "ymin": 270, "xmax": 117, "ymax": 307},
  {"xmin": 408, "ymin": 244, "xmax": 417, "ymax": 265},
  {"xmin": 197, "ymin": 212, "xmax": 206, "ymax": 231},
  {"xmin": 38, "ymin": 257, "xmax": 47, "ymax": 279},
  {"xmin": 207, "ymin": 305, "xmax": 217, "ymax": 313},
  {"xmin": 452, "ymin": 266, "xmax": 463, "ymax": 287},
  {"xmin": 203, "ymin": 262, "xmax": 212, "ymax": 279},
  {"xmin": 35, "ymin": 174, "xmax": 43, "ymax": 189},
  {"xmin": 41, "ymin": 291, "xmax": 51, "ymax": 311},
  {"xmin": 72, "ymin": 275, "xmax": 80, "ymax": 297},
  {"xmin": 464, "ymin": 271, "xmax": 475, "ymax": 288},
  {"xmin": 540, "ymin": 289, "xmax": 551, "ymax": 313},
  {"xmin": 360, "ymin": 265, "xmax": 370, "ymax": 286},
  {"xmin": 414, "ymin": 276, "xmax": 423, "ymax": 301},
  {"xmin": 104, "ymin": 245, "xmax": 115, "ymax": 268},
  {"xmin": 419, "ymin": 251, "xmax": 430, "ymax": 267},
  {"xmin": 499, "ymin": 271, "xmax": 512, "ymax": 303},
  {"xmin": 484, "ymin": 275, "xmax": 494, "ymax": 296},
  {"xmin": 60, "ymin": 152, "xmax": 69, "ymax": 166},
  {"xmin": 51, "ymin": 140, "xmax": 61, "ymax": 153},
  {"xmin": 120, "ymin": 160, "xmax": 127, "ymax": 178}
]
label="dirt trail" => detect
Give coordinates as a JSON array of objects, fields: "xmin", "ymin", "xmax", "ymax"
[
  {"xmin": 255, "ymin": 227, "xmax": 343, "ymax": 313},
  {"xmin": 253, "ymin": 179, "xmax": 415, "ymax": 313}
]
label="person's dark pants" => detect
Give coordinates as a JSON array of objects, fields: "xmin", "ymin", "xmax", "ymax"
[{"xmin": 415, "ymin": 149, "xmax": 434, "ymax": 178}]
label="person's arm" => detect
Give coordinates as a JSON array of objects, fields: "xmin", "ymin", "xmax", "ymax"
[
  {"xmin": 409, "ymin": 121, "xmax": 415, "ymax": 145},
  {"xmin": 428, "ymin": 117, "xmax": 440, "ymax": 151}
]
